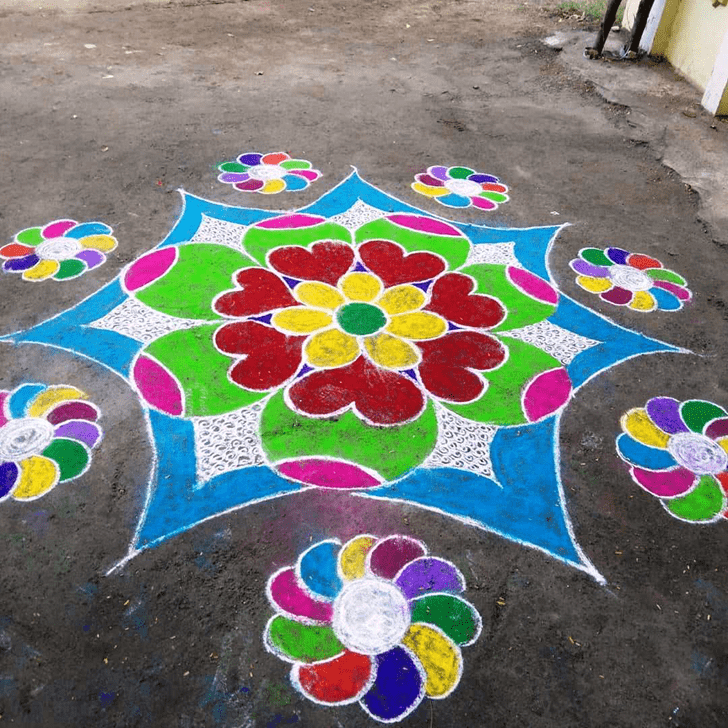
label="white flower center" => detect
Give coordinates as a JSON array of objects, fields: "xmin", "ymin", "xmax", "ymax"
[
  {"xmin": 608, "ymin": 264, "xmax": 653, "ymax": 292},
  {"xmin": 0, "ymin": 418, "xmax": 55, "ymax": 461},
  {"xmin": 667, "ymin": 432, "xmax": 728, "ymax": 475},
  {"xmin": 332, "ymin": 578, "xmax": 411, "ymax": 655},
  {"xmin": 444, "ymin": 178, "xmax": 482, "ymax": 198},
  {"xmin": 35, "ymin": 237, "xmax": 82, "ymax": 261},
  {"xmin": 247, "ymin": 164, "xmax": 286, "ymax": 182}
]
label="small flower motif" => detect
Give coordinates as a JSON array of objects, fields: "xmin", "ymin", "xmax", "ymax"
[
  {"xmin": 617, "ymin": 398, "xmax": 728, "ymax": 523},
  {"xmin": 0, "ymin": 220, "xmax": 117, "ymax": 282},
  {"xmin": 412, "ymin": 165, "xmax": 509, "ymax": 210},
  {"xmin": 0, "ymin": 384, "xmax": 103, "ymax": 502},
  {"xmin": 217, "ymin": 152, "xmax": 321, "ymax": 194},
  {"xmin": 264, "ymin": 534, "xmax": 482, "ymax": 723},
  {"xmin": 570, "ymin": 247, "xmax": 692, "ymax": 312}
]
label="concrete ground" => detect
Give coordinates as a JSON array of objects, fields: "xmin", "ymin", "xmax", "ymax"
[{"xmin": 0, "ymin": 0, "xmax": 727, "ymax": 726}]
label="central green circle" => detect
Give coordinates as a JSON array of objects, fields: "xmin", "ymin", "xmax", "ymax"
[{"xmin": 336, "ymin": 302, "xmax": 387, "ymax": 336}]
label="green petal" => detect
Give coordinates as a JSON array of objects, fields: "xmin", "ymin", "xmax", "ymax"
[
  {"xmin": 16, "ymin": 227, "xmax": 43, "ymax": 246},
  {"xmin": 645, "ymin": 268, "xmax": 686, "ymax": 286},
  {"xmin": 410, "ymin": 594, "xmax": 481, "ymax": 646},
  {"xmin": 480, "ymin": 192, "xmax": 508, "ymax": 203},
  {"xmin": 680, "ymin": 400, "xmax": 727, "ymax": 434},
  {"xmin": 265, "ymin": 616, "xmax": 344, "ymax": 663},
  {"xmin": 580, "ymin": 248, "xmax": 613, "ymax": 267},
  {"xmin": 261, "ymin": 391, "xmax": 437, "ymax": 480},
  {"xmin": 135, "ymin": 243, "xmax": 257, "ymax": 320},
  {"xmin": 459, "ymin": 263, "xmax": 557, "ymax": 332},
  {"xmin": 445, "ymin": 337, "xmax": 561, "ymax": 425},
  {"xmin": 448, "ymin": 167, "xmax": 475, "ymax": 179},
  {"xmin": 55, "ymin": 259, "xmax": 86, "ymax": 280},
  {"xmin": 664, "ymin": 475, "xmax": 725, "ymax": 522},
  {"xmin": 279, "ymin": 160, "xmax": 311, "ymax": 170},
  {"xmin": 144, "ymin": 325, "xmax": 267, "ymax": 417},
  {"xmin": 355, "ymin": 218, "xmax": 470, "ymax": 271},
  {"xmin": 219, "ymin": 162, "xmax": 249, "ymax": 173},
  {"xmin": 42, "ymin": 438, "xmax": 89, "ymax": 482},
  {"xmin": 243, "ymin": 220, "xmax": 350, "ymax": 266}
]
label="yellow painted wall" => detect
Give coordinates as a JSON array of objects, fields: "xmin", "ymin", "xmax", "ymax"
[{"xmin": 664, "ymin": 0, "xmax": 728, "ymax": 89}]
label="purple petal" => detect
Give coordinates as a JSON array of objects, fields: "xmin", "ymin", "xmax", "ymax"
[
  {"xmin": 394, "ymin": 557, "xmax": 465, "ymax": 600},
  {"xmin": 468, "ymin": 173, "xmax": 499, "ymax": 184},
  {"xmin": 646, "ymin": 397, "xmax": 690, "ymax": 435},
  {"xmin": 75, "ymin": 250, "xmax": 105, "ymax": 269},
  {"xmin": 360, "ymin": 647, "xmax": 424, "ymax": 722},
  {"xmin": 428, "ymin": 165, "xmax": 449, "ymax": 181},
  {"xmin": 0, "ymin": 461, "xmax": 19, "ymax": 499},
  {"xmin": 219, "ymin": 172, "xmax": 251, "ymax": 183},
  {"xmin": 571, "ymin": 259, "xmax": 610, "ymax": 277},
  {"xmin": 4, "ymin": 254, "xmax": 39, "ymax": 272},
  {"xmin": 606, "ymin": 247, "xmax": 630, "ymax": 265},
  {"xmin": 237, "ymin": 153, "xmax": 263, "ymax": 166},
  {"xmin": 54, "ymin": 420, "xmax": 102, "ymax": 449}
]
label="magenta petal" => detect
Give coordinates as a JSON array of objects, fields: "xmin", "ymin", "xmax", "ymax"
[
  {"xmin": 124, "ymin": 247, "xmax": 176, "ymax": 292},
  {"xmin": 0, "ymin": 392, "xmax": 8, "ymax": 428},
  {"xmin": 289, "ymin": 169, "xmax": 319, "ymax": 181},
  {"xmin": 652, "ymin": 280, "xmax": 692, "ymax": 301},
  {"xmin": 523, "ymin": 368, "xmax": 572, "ymax": 422},
  {"xmin": 278, "ymin": 459, "xmax": 380, "ymax": 489},
  {"xmin": 601, "ymin": 287, "xmax": 632, "ymax": 305},
  {"xmin": 415, "ymin": 173, "xmax": 444, "ymax": 187},
  {"xmin": 368, "ymin": 536, "xmax": 427, "ymax": 580},
  {"xmin": 42, "ymin": 219, "xmax": 77, "ymax": 238},
  {"xmin": 76, "ymin": 249, "xmax": 105, "ymax": 269},
  {"xmin": 631, "ymin": 466, "xmax": 697, "ymax": 498},
  {"xmin": 507, "ymin": 267, "xmax": 559, "ymax": 304},
  {"xmin": 471, "ymin": 196, "xmax": 497, "ymax": 210},
  {"xmin": 133, "ymin": 355, "xmax": 183, "ymax": 416},
  {"xmin": 705, "ymin": 417, "xmax": 728, "ymax": 440},
  {"xmin": 46, "ymin": 401, "xmax": 99, "ymax": 426},
  {"xmin": 234, "ymin": 179, "xmax": 265, "ymax": 191},
  {"xmin": 268, "ymin": 567, "xmax": 334, "ymax": 623}
]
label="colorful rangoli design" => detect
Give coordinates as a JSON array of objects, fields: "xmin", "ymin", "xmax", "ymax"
[
  {"xmin": 217, "ymin": 152, "xmax": 321, "ymax": 194},
  {"xmin": 570, "ymin": 247, "xmax": 692, "ymax": 312},
  {"xmin": 618, "ymin": 398, "xmax": 728, "ymax": 523},
  {"xmin": 411, "ymin": 166, "xmax": 509, "ymax": 210},
  {"xmin": 265, "ymin": 534, "xmax": 481, "ymax": 723},
  {"xmin": 0, "ymin": 172, "xmax": 681, "ymax": 580},
  {"xmin": 1, "ymin": 219, "xmax": 117, "ymax": 282},
  {"xmin": 0, "ymin": 383, "xmax": 103, "ymax": 501}
]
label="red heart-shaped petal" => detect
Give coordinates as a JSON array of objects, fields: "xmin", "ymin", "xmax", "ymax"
[
  {"xmin": 288, "ymin": 356, "xmax": 425, "ymax": 425},
  {"xmin": 268, "ymin": 241, "xmax": 354, "ymax": 286},
  {"xmin": 358, "ymin": 240, "xmax": 446, "ymax": 288},
  {"xmin": 215, "ymin": 321, "xmax": 305, "ymax": 390},
  {"xmin": 418, "ymin": 331, "xmax": 506, "ymax": 402},
  {"xmin": 425, "ymin": 272, "xmax": 505, "ymax": 329},
  {"xmin": 213, "ymin": 269, "xmax": 299, "ymax": 318}
]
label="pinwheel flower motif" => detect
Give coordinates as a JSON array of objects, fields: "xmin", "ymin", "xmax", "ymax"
[
  {"xmin": 264, "ymin": 534, "xmax": 482, "ymax": 723},
  {"xmin": 217, "ymin": 152, "xmax": 321, "ymax": 194},
  {"xmin": 412, "ymin": 165, "xmax": 509, "ymax": 210},
  {"xmin": 0, "ymin": 219, "xmax": 117, "ymax": 282},
  {"xmin": 0, "ymin": 383, "xmax": 103, "ymax": 502},
  {"xmin": 617, "ymin": 397, "xmax": 728, "ymax": 522},
  {"xmin": 570, "ymin": 247, "xmax": 692, "ymax": 312}
]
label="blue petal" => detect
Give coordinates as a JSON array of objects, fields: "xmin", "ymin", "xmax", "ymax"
[
  {"xmin": 437, "ymin": 193, "xmax": 471, "ymax": 208},
  {"xmin": 651, "ymin": 286, "xmax": 682, "ymax": 311},
  {"xmin": 298, "ymin": 540, "xmax": 342, "ymax": 600},
  {"xmin": 284, "ymin": 174, "xmax": 308, "ymax": 191},
  {"xmin": 238, "ymin": 153, "xmax": 263, "ymax": 166},
  {"xmin": 64, "ymin": 222, "xmax": 112, "ymax": 239},
  {"xmin": 8, "ymin": 384, "xmax": 46, "ymax": 418},
  {"xmin": 616, "ymin": 433, "xmax": 676, "ymax": 470},
  {"xmin": 360, "ymin": 647, "xmax": 424, "ymax": 722}
]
